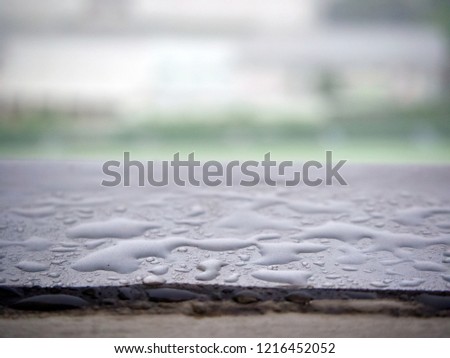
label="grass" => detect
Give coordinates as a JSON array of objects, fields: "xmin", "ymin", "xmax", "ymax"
[
  {"xmin": 0, "ymin": 100, "xmax": 449, "ymax": 163},
  {"xmin": 0, "ymin": 137, "xmax": 448, "ymax": 164}
]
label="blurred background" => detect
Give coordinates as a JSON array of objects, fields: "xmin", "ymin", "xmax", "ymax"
[{"xmin": 0, "ymin": 0, "xmax": 448, "ymax": 162}]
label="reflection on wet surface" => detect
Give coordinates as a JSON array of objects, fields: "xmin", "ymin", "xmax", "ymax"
[{"xmin": 0, "ymin": 162, "xmax": 449, "ymax": 291}]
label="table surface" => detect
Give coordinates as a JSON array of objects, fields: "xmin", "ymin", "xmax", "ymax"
[{"xmin": 1, "ymin": 161, "xmax": 449, "ymax": 292}]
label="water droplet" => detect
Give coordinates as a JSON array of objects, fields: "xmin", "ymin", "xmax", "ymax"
[
  {"xmin": 175, "ymin": 219, "xmax": 205, "ymax": 227},
  {"xmin": 370, "ymin": 281, "xmax": 389, "ymax": 288},
  {"xmin": 143, "ymin": 274, "xmax": 166, "ymax": 286},
  {"xmin": 16, "ymin": 260, "xmax": 49, "ymax": 272},
  {"xmin": 11, "ymin": 206, "xmax": 56, "ymax": 218},
  {"xmin": 172, "ymin": 228, "xmax": 189, "ymax": 234},
  {"xmin": 393, "ymin": 207, "xmax": 450, "ymax": 226},
  {"xmin": 255, "ymin": 242, "xmax": 327, "ymax": 266},
  {"xmin": 66, "ymin": 218, "xmax": 160, "ymax": 239},
  {"xmin": 148, "ymin": 265, "xmax": 169, "ymax": 275},
  {"xmin": 341, "ymin": 266, "xmax": 358, "ymax": 272},
  {"xmin": 51, "ymin": 247, "xmax": 77, "ymax": 253},
  {"xmin": 187, "ymin": 205, "xmax": 205, "ymax": 217},
  {"xmin": 85, "ymin": 240, "xmax": 107, "ymax": 250},
  {"xmin": 224, "ymin": 273, "xmax": 240, "ymax": 283},
  {"xmin": 350, "ymin": 215, "xmax": 371, "ymax": 223},
  {"xmin": 252, "ymin": 269, "xmax": 312, "ymax": 286},
  {"xmin": 399, "ymin": 278, "xmax": 425, "ymax": 287},
  {"xmin": 413, "ymin": 261, "xmax": 447, "ymax": 272},
  {"xmin": 195, "ymin": 259, "xmax": 225, "ymax": 281},
  {"xmin": 114, "ymin": 205, "xmax": 127, "ymax": 213},
  {"xmin": 238, "ymin": 254, "xmax": 250, "ymax": 262},
  {"xmin": 63, "ymin": 218, "xmax": 77, "ymax": 225},
  {"xmin": 326, "ymin": 274, "xmax": 341, "ymax": 280}
]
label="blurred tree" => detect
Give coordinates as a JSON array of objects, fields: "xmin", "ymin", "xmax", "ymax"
[
  {"xmin": 431, "ymin": 0, "xmax": 450, "ymax": 93},
  {"xmin": 317, "ymin": 70, "xmax": 340, "ymax": 102},
  {"xmin": 326, "ymin": 0, "xmax": 449, "ymax": 94},
  {"xmin": 326, "ymin": 0, "xmax": 431, "ymax": 23}
]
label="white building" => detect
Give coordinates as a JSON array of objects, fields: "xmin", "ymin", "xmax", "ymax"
[{"xmin": 0, "ymin": 0, "xmax": 446, "ymax": 119}]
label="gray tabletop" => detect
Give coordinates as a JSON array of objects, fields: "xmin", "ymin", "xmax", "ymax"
[{"xmin": 1, "ymin": 161, "xmax": 449, "ymax": 291}]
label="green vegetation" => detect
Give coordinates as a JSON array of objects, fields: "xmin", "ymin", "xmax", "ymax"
[{"xmin": 0, "ymin": 100, "xmax": 449, "ymax": 163}]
